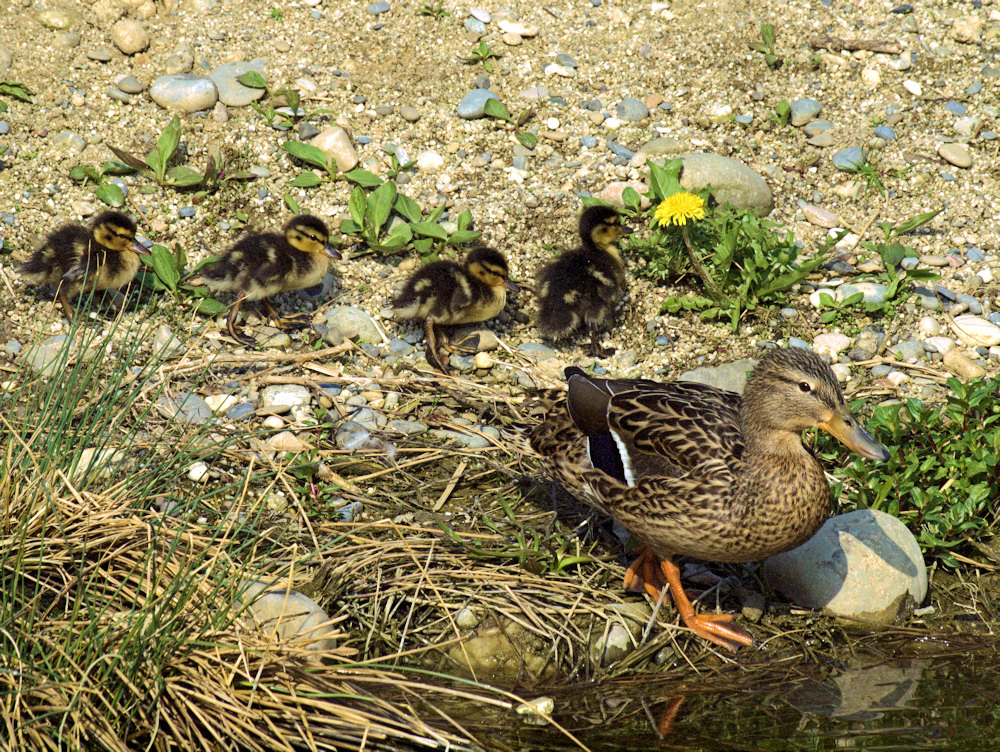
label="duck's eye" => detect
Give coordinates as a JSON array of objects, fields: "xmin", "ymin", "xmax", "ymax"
[{"xmin": 798, "ymin": 381, "xmax": 812, "ymax": 392}]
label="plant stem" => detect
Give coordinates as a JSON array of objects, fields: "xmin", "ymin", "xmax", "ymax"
[{"xmin": 681, "ymin": 225, "xmax": 725, "ymax": 302}]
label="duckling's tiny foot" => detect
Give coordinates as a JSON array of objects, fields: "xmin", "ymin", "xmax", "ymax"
[
  {"xmin": 228, "ymin": 327, "xmax": 258, "ymax": 347},
  {"xmin": 586, "ymin": 342, "xmax": 616, "ymax": 358},
  {"xmin": 450, "ymin": 333, "xmax": 481, "ymax": 354},
  {"xmin": 275, "ymin": 315, "xmax": 311, "ymax": 331}
]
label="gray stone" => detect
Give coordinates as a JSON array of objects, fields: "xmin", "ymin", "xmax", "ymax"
[
  {"xmin": 802, "ymin": 119, "xmax": 834, "ymax": 136},
  {"xmin": 150, "ymin": 74, "xmax": 219, "ymax": 113},
  {"xmin": 367, "ymin": 1, "xmax": 390, "ymax": 14},
  {"xmin": 209, "ymin": 60, "xmax": 267, "ymax": 107},
  {"xmin": 456, "ymin": 88, "xmax": 499, "ymax": 119},
  {"xmin": 326, "ymin": 306, "xmax": 382, "ymax": 343},
  {"xmin": 679, "ymin": 358, "xmax": 756, "ymax": 394},
  {"xmin": 836, "ymin": 281, "xmax": 887, "ymax": 305},
  {"xmin": 674, "ymin": 153, "xmax": 774, "ymax": 216},
  {"xmin": 938, "ymin": 142, "xmax": 972, "ymax": 168},
  {"xmin": 470, "ymin": 7, "xmax": 491, "ymax": 22},
  {"xmin": 431, "ymin": 429, "xmax": 491, "ymax": 449},
  {"xmin": 156, "ymin": 392, "xmax": 214, "ymax": 424},
  {"xmin": 336, "ymin": 501, "xmax": 365, "ymax": 522},
  {"xmin": 888, "ymin": 339, "xmax": 925, "ymax": 361},
  {"xmin": 399, "ymin": 105, "xmax": 420, "ymax": 122},
  {"xmin": 517, "ymin": 342, "xmax": 560, "ymax": 359},
  {"xmin": 390, "ymin": 419, "xmax": 428, "ymax": 435},
  {"xmin": 465, "ymin": 18, "xmax": 487, "ymax": 36},
  {"xmin": 87, "ymin": 46, "xmax": 115, "ymax": 62},
  {"xmin": 789, "ymin": 97, "xmax": 822, "ymax": 126},
  {"xmin": 118, "ymin": 76, "xmax": 145, "ymax": 94},
  {"xmin": 615, "ymin": 97, "xmax": 648, "ymax": 122},
  {"xmin": 832, "ymin": 147, "xmax": 866, "ymax": 171},
  {"xmin": 764, "ymin": 510, "xmax": 927, "ymax": 625},
  {"xmin": 873, "ymin": 125, "xmax": 896, "ymax": 141}
]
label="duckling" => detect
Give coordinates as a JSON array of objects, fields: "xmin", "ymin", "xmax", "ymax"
[
  {"xmin": 189, "ymin": 214, "xmax": 341, "ymax": 346},
  {"xmin": 18, "ymin": 210, "xmax": 150, "ymax": 320},
  {"xmin": 392, "ymin": 246, "xmax": 518, "ymax": 373},
  {"xmin": 534, "ymin": 204, "xmax": 629, "ymax": 358}
]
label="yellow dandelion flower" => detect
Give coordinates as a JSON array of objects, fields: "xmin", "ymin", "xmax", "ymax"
[{"xmin": 654, "ymin": 192, "xmax": 707, "ymax": 227}]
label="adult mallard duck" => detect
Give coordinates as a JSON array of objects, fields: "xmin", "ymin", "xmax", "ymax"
[
  {"xmin": 18, "ymin": 210, "xmax": 150, "ymax": 320},
  {"xmin": 391, "ymin": 246, "xmax": 518, "ymax": 373},
  {"xmin": 189, "ymin": 214, "xmax": 341, "ymax": 346},
  {"xmin": 528, "ymin": 347, "xmax": 889, "ymax": 651},
  {"xmin": 534, "ymin": 204, "xmax": 629, "ymax": 357}
]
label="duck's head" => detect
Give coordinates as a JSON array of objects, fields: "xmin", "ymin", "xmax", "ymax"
[
  {"xmin": 91, "ymin": 211, "xmax": 149, "ymax": 255},
  {"xmin": 466, "ymin": 246, "xmax": 519, "ymax": 292},
  {"xmin": 580, "ymin": 204, "xmax": 629, "ymax": 253},
  {"xmin": 285, "ymin": 214, "xmax": 341, "ymax": 259},
  {"xmin": 741, "ymin": 347, "xmax": 889, "ymax": 461}
]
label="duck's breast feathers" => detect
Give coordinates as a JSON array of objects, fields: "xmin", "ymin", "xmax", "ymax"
[{"xmin": 63, "ymin": 247, "xmax": 142, "ymax": 290}]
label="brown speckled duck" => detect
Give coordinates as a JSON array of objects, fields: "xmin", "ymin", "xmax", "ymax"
[
  {"xmin": 392, "ymin": 246, "xmax": 518, "ymax": 373},
  {"xmin": 528, "ymin": 347, "xmax": 889, "ymax": 651},
  {"xmin": 18, "ymin": 210, "xmax": 150, "ymax": 320},
  {"xmin": 189, "ymin": 214, "xmax": 341, "ymax": 346},
  {"xmin": 534, "ymin": 204, "xmax": 629, "ymax": 358}
]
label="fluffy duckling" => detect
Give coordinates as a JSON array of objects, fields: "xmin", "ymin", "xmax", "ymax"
[
  {"xmin": 392, "ymin": 246, "xmax": 518, "ymax": 373},
  {"xmin": 534, "ymin": 205, "xmax": 629, "ymax": 357},
  {"xmin": 18, "ymin": 210, "xmax": 150, "ymax": 320},
  {"xmin": 189, "ymin": 214, "xmax": 341, "ymax": 346}
]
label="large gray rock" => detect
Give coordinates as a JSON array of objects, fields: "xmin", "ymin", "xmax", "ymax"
[
  {"xmin": 325, "ymin": 306, "xmax": 382, "ymax": 344},
  {"xmin": 763, "ymin": 510, "xmax": 927, "ymax": 625},
  {"xmin": 150, "ymin": 74, "xmax": 219, "ymax": 113},
  {"xmin": 671, "ymin": 153, "xmax": 774, "ymax": 216},
  {"xmin": 679, "ymin": 358, "xmax": 757, "ymax": 393},
  {"xmin": 209, "ymin": 60, "xmax": 266, "ymax": 107}
]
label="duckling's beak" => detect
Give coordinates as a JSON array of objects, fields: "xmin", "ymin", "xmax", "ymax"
[
  {"xmin": 820, "ymin": 405, "xmax": 890, "ymax": 462},
  {"xmin": 321, "ymin": 243, "xmax": 342, "ymax": 260},
  {"xmin": 503, "ymin": 278, "xmax": 520, "ymax": 292},
  {"xmin": 131, "ymin": 239, "xmax": 151, "ymax": 255},
  {"xmin": 619, "ymin": 224, "xmax": 634, "ymax": 235}
]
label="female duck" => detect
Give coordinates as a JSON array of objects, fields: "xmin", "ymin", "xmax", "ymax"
[
  {"xmin": 392, "ymin": 246, "xmax": 518, "ymax": 373},
  {"xmin": 534, "ymin": 204, "xmax": 629, "ymax": 357},
  {"xmin": 190, "ymin": 214, "xmax": 340, "ymax": 346},
  {"xmin": 19, "ymin": 210, "xmax": 149, "ymax": 319},
  {"xmin": 529, "ymin": 347, "xmax": 889, "ymax": 651}
]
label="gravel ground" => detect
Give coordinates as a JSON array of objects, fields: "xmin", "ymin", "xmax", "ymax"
[{"xmin": 0, "ymin": 1, "xmax": 998, "ymax": 431}]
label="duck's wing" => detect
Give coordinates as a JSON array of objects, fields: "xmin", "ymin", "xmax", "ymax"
[{"xmin": 566, "ymin": 368, "xmax": 744, "ymax": 485}]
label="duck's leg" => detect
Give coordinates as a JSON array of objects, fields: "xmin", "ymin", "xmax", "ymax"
[
  {"xmin": 658, "ymin": 556, "xmax": 755, "ymax": 652},
  {"xmin": 263, "ymin": 298, "xmax": 311, "ymax": 330},
  {"xmin": 225, "ymin": 297, "xmax": 257, "ymax": 347},
  {"xmin": 424, "ymin": 318, "xmax": 451, "ymax": 374},
  {"xmin": 586, "ymin": 324, "xmax": 615, "ymax": 358},
  {"xmin": 57, "ymin": 287, "xmax": 78, "ymax": 321}
]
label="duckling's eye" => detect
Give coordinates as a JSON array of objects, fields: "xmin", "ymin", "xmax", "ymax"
[{"xmin": 798, "ymin": 381, "xmax": 812, "ymax": 393}]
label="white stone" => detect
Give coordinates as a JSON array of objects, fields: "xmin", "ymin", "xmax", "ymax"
[
  {"xmin": 917, "ymin": 316, "xmax": 941, "ymax": 337},
  {"xmin": 603, "ymin": 117, "xmax": 622, "ymax": 130},
  {"xmin": 943, "ymin": 349, "xmax": 986, "ymax": 379},
  {"xmin": 205, "ymin": 394, "xmax": 238, "ymax": 413},
  {"xmin": 263, "ymin": 415, "xmax": 285, "ymax": 429},
  {"xmin": 498, "ymin": 19, "xmax": 538, "ymax": 36},
  {"xmin": 950, "ymin": 15, "xmax": 984, "ymax": 44},
  {"xmin": 812, "ymin": 332, "xmax": 852, "ymax": 357},
  {"xmin": 861, "ymin": 67, "xmax": 880, "ymax": 88},
  {"xmin": 903, "ymin": 80, "xmax": 922, "ymax": 96},
  {"xmin": 515, "ymin": 696, "xmax": 554, "ymax": 724},
  {"xmin": 544, "ymin": 63, "xmax": 575, "ymax": 78},
  {"xmin": 73, "ymin": 448, "xmax": 126, "ymax": 481},
  {"xmin": 764, "ymin": 510, "xmax": 927, "ymax": 625},
  {"xmin": 111, "ymin": 19, "xmax": 149, "ymax": 54},
  {"xmin": 546, "ymin": 116, "xmax": 559, "ymax": 130},
  {"xmin": 261, "ymin": 384, "xmax": 311, "ymax": 411},
  {"xmin": 416, "ymin": 150, "xmax": 444, "ymax": 171},
  {"xmin": 950, "ymin": 315, "xmax": 1000, "ymax": 347},
  {"xmin": 309, "ymin": 127, "xmax": 358, "ymax": 172},
  {"xmin": 268, "ymin": 431, "xmax": 312, "ymax": 452},
  {"xmin": 926, "ymin": 336, "xmax": 956, "ymax": 354},
  {"xmin": 978, "ymin": 269, "xmax": 994, "ymax": 284},
  {"xmin": 809, "ymin": 288, "xmax": 836, "ymax": 309},
  {"xmin": 237, "ymin": 581, "xmax": 338, "ymax": 650},
  {"xmin": 474, "ymin": 351, "xmax": 492, "ymax": 369},
  {"xmin": 886, "ymin": 370, "xmax": 909, "ymax": 387},
  {"xmin": 187, "ymin": 461, "xmax": 210, "ymax": 482}
]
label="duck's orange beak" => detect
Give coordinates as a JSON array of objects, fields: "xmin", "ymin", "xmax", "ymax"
[{"xmin": 820, "ymin": 405, "xmax": 889, "ymax": 462}]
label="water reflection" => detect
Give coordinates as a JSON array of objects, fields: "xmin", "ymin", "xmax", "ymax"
[{"xmin": 483, "ymin": 645, "xmax": 1000, "ymax": 751}]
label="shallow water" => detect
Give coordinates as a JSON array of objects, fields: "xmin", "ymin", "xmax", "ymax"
[{"xmin": 466, "ymin": 638, "xmax": 1000, "ymax": 751}]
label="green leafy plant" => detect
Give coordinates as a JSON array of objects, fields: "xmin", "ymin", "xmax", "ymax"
[
  {"xmin": 482, "ymin": 99, "xmax": 537, "ymax": 150},
  {"xmin": 769, "ymin": 99, "xmax": 790, "ymax": 127},
  {"xmin": 108, "ymin": 115, "xmax": 204, "ymax": 189},
  {"xmin": 270, "ymin": 6, "xmax": 283, "ymax": 20},
  {"xmin": 341, "ymin": 181, "xmax": 413, "ymax": 253},
  {"xmin": 417, "ymin": 0, "xmax": 449, "ymax": 18},
  {"xmin": 463, "ymin": 40, "xmax": 502, "ymax": 73},
  {"xmin": 822, "ymin": 378, "xmax": 1000, "ymax": 566},
  {"xmin": 139, "ymin": 243, "xmax": 228, "ymax": 315},
  {"xmin": 281, "ymin": 140, "xmax": 382, "ymax": 189},
  {"xmin": 69, "ymin": 160, "xmax": 133, "ymax": 207},
  {"xmin": 630, "ymin": 158, "xmax": 833, "ymax": 330},
  {"xmin": 0, "ymin": 81, "xmax": 32, "ymax": 112},
  {"xmin": 409, "ymin": 206, "xmax": 480, "ymax": 261},
  {"xmin": 750, "ymin": 23, "xmax": 783, "ymax": 69},
  {"xmin": 239, "ymin": 72, "xmax": 332, "ymax": 130}
]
